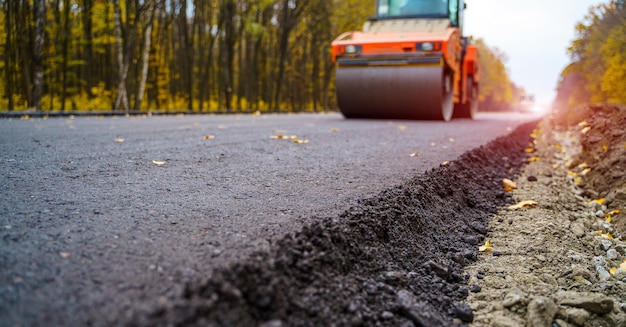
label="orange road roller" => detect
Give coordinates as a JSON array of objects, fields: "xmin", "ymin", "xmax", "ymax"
[{"xmin": 331, "ymin": 0, "xmax": 480, "ymax": 121}]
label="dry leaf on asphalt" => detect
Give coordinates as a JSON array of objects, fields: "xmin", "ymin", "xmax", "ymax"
[
  {"xmin": 59, "ymin": 252, "xmax": 71, "ymax": 259},
  {"xmin": 115, "ymin": 137, "xmax": 125, "ymax": 143},
  {"xmin": 204, "ymin": 135, "xmax": 215, "ymax": 140},
  {"xmin": 152, "ymin": 160, "xmax": 166, "ymax": 166},
  {"xmin": 508, "ymin": 200, "xmax": 538, "ymax": 210},
  {"xmin": 293, "ymin": 137, "xmax": 309, "ymax": 144},
  {"xmin": 330, "ymin": 128, "xmax": 339, "ymax": 133},
  {"xmin": 410, "ymin": 152, "xmax": 419, "ymax": 157},
  {"xmin": 502, "ymin": 179, "xmax": 517, "ymax": 192}
]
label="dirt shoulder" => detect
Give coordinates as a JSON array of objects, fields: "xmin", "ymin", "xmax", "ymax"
[{"xmin": 465, "ymin": 104, "xmax": 626, "ymax": 327}]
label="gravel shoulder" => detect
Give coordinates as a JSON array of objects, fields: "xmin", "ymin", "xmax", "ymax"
[{"xmin": 465, "ymin": 104, "xmax": 626, "ymax": 327}]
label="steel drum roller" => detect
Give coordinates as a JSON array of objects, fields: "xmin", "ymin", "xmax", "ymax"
[{"xmin": 335, "ymin": 65, "xmax": 454, "ymax": 121}]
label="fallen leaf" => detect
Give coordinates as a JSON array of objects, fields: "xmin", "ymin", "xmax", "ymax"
[
  {"xmin": 270, "ymin": 134, "xmax": 288, "ymax": 139},
  {"xmin": 602, "ymin": 144, "xmax": 608, "ymax": 152},
  {"xmin": 479, "ymin": 240, "xmax": 492, "ymax": 253},
  {"xmin": 525, "ymin": 147, "xmax": 535, "ymax": 153},
  {"xmin": 21, "ymin": 115, "xmax": 30, "ymax": 120},
  {"xmin": 581, "ymin": 168, "xmax": 591, "ymax": 176},
  {"xmin": 204, "ymin": 135, "xmax": 215, "ymax": 140},
  {"xmin": 589, "ymin": 198, "xmax": 606, "ymax": 205},
  {"xmin": 573, "ymin": 178, "xmax": 582, "ymax": 184},
  {"xmin": 578, "ymin": 120, "xmax": 588, "ymax": 127},
  {"xmin": 502, "ymin": 179, "xmax": 517, "ymax": 192},
  {"xmin": 508, "ymin": 200, "xmax": 538, "ymax": 210},
  {"xmin": 608, "ymin": 209, "xmax": 621, "ymax": 216},
  {"xmin": 606, "ymin": 215, "xmax": 612, "ymax": 224},
  {"xmin": 398, "ymin": 125, "xmax": 407, "ymax": 131},
  {"xmin": 152, "ymin": 160, "xmax": 166, "ymax": 166},
  {"xmin": 597, "ymin": 231, "xmax": 614, "ymax": 239},
  {"xmin": 610, "ymin": 267, "xmax": 617, "ymax": 276},
  {"xmin": 252, "ymin": 110, "xmax": 261, "ymax": 116},
  {"xmin": 581, "ymin": 126, "xmax": 591, "ymax": 134},
  {"xmin": 555, "ymin": 144, "xmax": 562, "ymax": 150},
  {"xmin": 293, "ymin": 137, "xmax": 309, "ymax": 144},
  {"xmin": 115, "ymin": 137, "xmax": 125, "ymax": 143},
  {"xmin": 528, "ymin": 156, "xmax": 540, "ymax": 162},
  {"xmin": 410, "ymin": 152, "xmax": 419, "ymax": 157},
  {"xmin": 330, "ymin": 127, "xmax": 339, "ymax": 133},
  {"xmin": 567, "ymin": 170, "xmax": 578, "ymax": 177},
  {"xmin": 59, "ymin": 252, "xmax": 71, "ymax": 259}
]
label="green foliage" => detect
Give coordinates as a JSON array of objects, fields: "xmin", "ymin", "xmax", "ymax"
[{"xmin": 557, "ymin": 1, "xmax": 626, "ymax": 108}]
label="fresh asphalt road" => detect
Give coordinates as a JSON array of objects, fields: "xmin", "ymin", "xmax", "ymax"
[{"xmin": 0, "ymin": 111, "xmax": 540, "ymax": 325}]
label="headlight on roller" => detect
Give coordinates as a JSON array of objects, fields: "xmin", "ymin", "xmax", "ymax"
[
  {"xmin": 344, "ymin": 45, "xmax": 362, "ymax": 54},
  {"xmin": 416, "ymin": 42, "xmax": 442, "ymax": 52}
]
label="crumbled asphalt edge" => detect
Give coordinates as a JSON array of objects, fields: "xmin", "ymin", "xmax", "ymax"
[{"xmin": 129, "ymin": 121, "xmax": 538, "ymax": 327}]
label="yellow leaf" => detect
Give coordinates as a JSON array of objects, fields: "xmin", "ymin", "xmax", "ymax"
[
  {"xmin": 410, "ymin": 152, "xmax": 419, "ymax": 157},
  {"xmin": 115, "ymin": 137, "xmax": 125, "ymax": 143},
  {"xmin": 589, "ymin": 198, "xmax": 606, "ymax": 205},
  {"xmin": 508, "ymin": 200, "xmax": 538, "ymax": 209},
  {"xmin": 330, "ymin": 127, "xmax": 339, "ymax": 133},
  {"xmin": 21, "ymin": 115, "xmax": 30, "ymax": 120},
  {"xmin": 528, "ymin": 156, "xmax": 540, "ymax": 162},
  {"xmin": 252, "ymin": 110, "xmax": 261, "ymax": 116},
  {"xmin": 479, "ymin": 239, "xmax": 492, "ymax": 252},
  {"xmin": 293, "ymin": 137, "xmax": 309, "ymax": 144},
  {"xmin": 602, "ymin": 145, "xmax": 608, "ymax": 152},
  {"xmin": 555, "ymin": 144, "xmax": 562, "ymax": 150},
  {"xmin": 573, "ymin": 178, "xmax": 582, "ymax": 184},
  {"xmin": 502, "ymin": 179, "xmax": 517, "ymax": 192},
  {"xmin": 152, "ymin": 160, "xmax": 166, "ymax": 166},
  {"xmin": 270, "ymin": 134, "xmax": 287, "ymax": 139},
  {"xmin": 598, "ymin": 231, "xmax": 613, "ymax": 239},
  {"xmin": 606, "ymin": 215, "xmax": 612, "ymax": 224},
  {"xmin": 610, "ymin": 267, "xmax": 617, "ymax": 276},
  {"xmin": 608, "ymin": 209, "xmax": 621, "ymax": 216},
  {"xmin": 567, "ymin": 170, "xmax": 578, "ymax": 177},
  {"xmin": 581, "ymin": 126, "xmax": 591, "ymax": 134},
  {"xmin": 525, "ymin": 147, "xmax": 535, "ymax": 153},
  {"xmin": 59, "ymin": 252, "xmax": 71, "ymax": 259},
  {"xmin": 204, "ymin": 135, "xmax": 215, "ymax": 140}
]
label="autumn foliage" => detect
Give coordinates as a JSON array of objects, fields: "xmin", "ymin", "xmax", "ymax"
[{"xmin": 556, "ymin": 0, "xmax": 626, "ymax": 110}]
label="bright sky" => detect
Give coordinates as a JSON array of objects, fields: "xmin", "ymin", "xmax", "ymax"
[{"xmin": 464, "ymin": 0, "xmax": 606, "ymax": 107}]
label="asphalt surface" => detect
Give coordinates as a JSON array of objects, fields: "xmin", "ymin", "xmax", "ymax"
[{"xmin": 0, "ymin": 112, "xmax": 539, "ymax": 326}]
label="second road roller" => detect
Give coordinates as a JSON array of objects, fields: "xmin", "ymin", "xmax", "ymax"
[{"xmin": 331, "ymin": 0, "xmax": 479, "ymax": 121}]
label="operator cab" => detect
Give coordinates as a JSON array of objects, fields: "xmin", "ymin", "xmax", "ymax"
[{"xmin": 375, "ymin": 0, "xmax": 465, "ymax": 31}]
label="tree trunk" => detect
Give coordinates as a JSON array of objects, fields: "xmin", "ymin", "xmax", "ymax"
[
  {"xmin": 60, "ymin": 0, "xmax": 70, "ymax": 111},
  {"xmin": 135, "ymin": 2, "xmax": 157, "ymax": 111},
  {"xmin": 32, "ymin": 0, "xmax": 45, "ymax": 111},
  {"xmin": 82, "ymin": 0, "xmax": 94, "ymax": 98},
  {"xmin": 113, "ymin": 0, "xmax": 130, "ymax": 111},
  {"xmin": 5, "ymin": 0, "xmax": 14, "ymax": 111}
]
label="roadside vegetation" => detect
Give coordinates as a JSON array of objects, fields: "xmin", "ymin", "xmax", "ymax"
[
  {"xmin": 1, "ymin": 0, "xmax": 518, "ymax": 113},
  {"xmin": 555, "ymin": 0, "xmax": 626, "ymax": 120}
]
